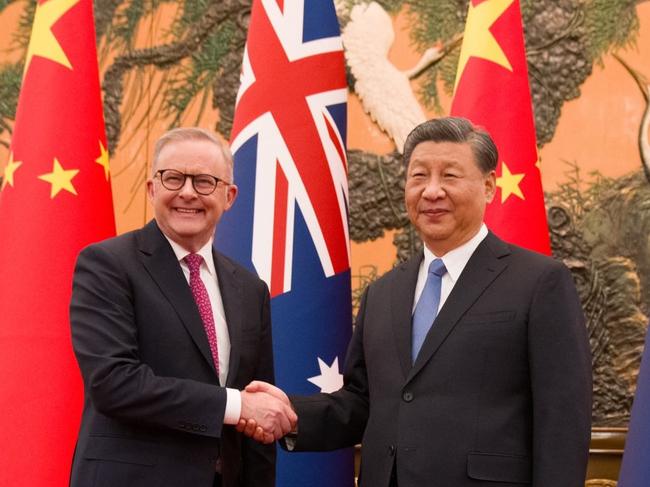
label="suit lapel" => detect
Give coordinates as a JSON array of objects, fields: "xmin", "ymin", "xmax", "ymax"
[
  {"xmin": 407, "ymin": 233, "xmax": 510, "ymax": 383},
  {"xmin": 213, "ymin": 250, "xmax": 242, "ymax": 388},
  {"xmin": 137, "ymin": 220, "xmax": 217, "ymax": 375},
  {"xmin": 390, "ymin": 253, "xmax": 422, "ymax": 379}
]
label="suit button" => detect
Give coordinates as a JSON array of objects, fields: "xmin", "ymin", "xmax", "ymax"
[
  {"xmin": 200, "ymin": 425, "xmax": 207, "ymax": 432},
  {"xmin": 402, "ymin": 391, "xmax": 413, "ymax": 402},
  {"xmin": 388, "ymin": 445, "xmax": 395, "ymax": 456}
]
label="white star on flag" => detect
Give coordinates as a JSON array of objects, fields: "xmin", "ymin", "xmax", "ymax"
[{"xmin": 307, "ymin": 357, "xmax": 344, "ymax": 393}]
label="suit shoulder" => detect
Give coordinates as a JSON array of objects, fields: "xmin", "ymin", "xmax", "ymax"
[
  {"xmin": 365, "ymin": 255, "xmax": 419, "ymax": 294},
  {"xmin": 502, "ymin": 240, "xmax": 569, "ymax": 277},
  {"xmin": 507, "ymin": 242, "xmax": 562, "ymax": 265},
  {"xmin": 78, "ymin": 228, "xmax": 140, "ymax": 259},
  {"xmin": 214, "ymin": 251, "xmax": 267, "ymax": 289}
]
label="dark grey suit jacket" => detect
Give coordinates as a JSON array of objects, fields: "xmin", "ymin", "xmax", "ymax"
[
  {"xmin": 69, "ymin": 220, "xmax": 275, "ymax": 487},
  {"xmin": 290, "ymin": 232, "xmax": 592, "ymax": 487}
]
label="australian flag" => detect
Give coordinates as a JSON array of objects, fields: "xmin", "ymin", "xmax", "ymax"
[
  {"xmin": 215, "ymin": 0, "xmax": 354, "ymax": 485},
  {"xmin": 618, "ymin": 325, "xmax": 650, "ymax": 486}
]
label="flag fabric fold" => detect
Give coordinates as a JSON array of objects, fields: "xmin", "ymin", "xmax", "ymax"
[
  {"xmin": 215, "ymin": 0, "xmax": 354, "ymax": 485},
  {"xmin": 450, "ymin": 0, "xmax": 550, "ymax": 254},
  {"xmin": 618, "ymin": 325, "xmax": 650, "ymax": 486},
  {"xmin": 0, "ymin": 0, "xmax": 116, "ymax": 484}
]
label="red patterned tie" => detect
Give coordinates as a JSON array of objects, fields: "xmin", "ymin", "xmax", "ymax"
[{"xmin": 184, "ymin": 253, "xmax": 219, "ymax": 374}]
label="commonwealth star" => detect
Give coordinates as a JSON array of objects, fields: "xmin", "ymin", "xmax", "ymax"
[{"xmin": 307, "ymin": 357, "xmax": 344, "ymax": 393}]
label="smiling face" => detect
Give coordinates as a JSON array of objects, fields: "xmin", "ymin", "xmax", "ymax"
[
  {"xmin": 147, "ymin": 138, "xmax": 237, "ymax": 252},
  {"xmin": 404, "ymin": 141, "xmax": 496, "ymax": 256}
]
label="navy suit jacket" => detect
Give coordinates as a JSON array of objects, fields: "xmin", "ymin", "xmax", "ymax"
[
  {"xmin": 69, "ymin": 220, "xmax": 275, "ymax": 487},
  {"xmin": 290, "ymin": 232, "xmax": 592, "ymax": 487}
]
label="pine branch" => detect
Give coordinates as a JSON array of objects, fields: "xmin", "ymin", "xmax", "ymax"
[{"xmin": 102, "ymin": 0, "xmax": 248, "ymax": 151}]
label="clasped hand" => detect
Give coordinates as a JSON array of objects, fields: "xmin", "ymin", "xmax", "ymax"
[{"xmin": 238, "ymin": 381, "xmax": 296, "ymax": 444}]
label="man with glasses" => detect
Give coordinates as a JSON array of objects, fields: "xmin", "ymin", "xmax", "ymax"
[{"xmin": 69, "ymin": 128, "xmax": 295, "ymax": 487}]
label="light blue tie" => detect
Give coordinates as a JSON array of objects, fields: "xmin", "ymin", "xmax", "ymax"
[{"xmin": 412, "ymin": 259, "xmax": 447, "ymax": 362}]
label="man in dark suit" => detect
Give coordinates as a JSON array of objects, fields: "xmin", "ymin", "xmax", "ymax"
[
  {"xmin": 69, "ymin": 128, "xmax": 296, "ymax": 487},
  {"xmin": 242, "ymin": 117, "xmax": 592, "ymax": 486}
]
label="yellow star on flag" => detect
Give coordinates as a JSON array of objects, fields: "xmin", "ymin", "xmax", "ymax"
[
  {"xmin": 496, "ymin": 161, "xmax": 525, "ymax": 203},
  {"xmin": 95, "ymin": 140, "xmax": 110, "ymax": 180},
  {"xmin": 1, "ymin": 152, "xmax": 23, "ymax": 191},
  {"xmin": 38, "ymin": 158, "xmax": 79, "ymax": 198},
  {"xmin": 454, "ymin": 0, "xmax": 515, "ymax": 92},
  {"xmin": 24, "ymin": 0, "xmax": 80, "ymax": 76}
]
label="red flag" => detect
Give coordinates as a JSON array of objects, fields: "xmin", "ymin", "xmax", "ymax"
[
  {"xmin": 0, "ymin": 0, "xmax": 115, "ymax": 484},
  {"xmin": 450, "ymin": 0, "xmax": 550, "ymax": 254}
]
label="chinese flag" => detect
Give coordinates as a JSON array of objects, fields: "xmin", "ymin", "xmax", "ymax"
[
  {"xmin": 0, "ymin": 0, "xmax": 115, "ymax": 484},
  {"xmin": 450, "ymin": 0, "xmax": 550, "ymax": 254}
]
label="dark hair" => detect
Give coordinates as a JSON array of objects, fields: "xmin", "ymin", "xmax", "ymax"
[{"xmin": 402, "ymin": 117, "xmax": 498, "ymax": 174}]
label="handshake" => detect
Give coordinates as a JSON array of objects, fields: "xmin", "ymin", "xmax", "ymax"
[{"xmin": 238, "ymin": 381, "xmax": 297, "ymax": 444}]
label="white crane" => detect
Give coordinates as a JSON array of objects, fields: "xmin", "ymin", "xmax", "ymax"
[
  {"xmin": 341, "ymin": 2, "xmax": 443, "ymax": 153},
  {"xmin": 614, "ymin": 53, "xmax": 650, "ymax": 182}
]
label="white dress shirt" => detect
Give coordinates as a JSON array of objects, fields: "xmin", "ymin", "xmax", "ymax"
[
  {"xmin": 165, "ymin": 236, "xmax": 241, "ymax": 425},
  {"xmin": 412, "ymin": 224, "xmax": 488, "ymax": 314}
]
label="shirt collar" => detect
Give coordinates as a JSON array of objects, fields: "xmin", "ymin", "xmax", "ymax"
[
  {"xmin": 422, "ymin": 224, "xmax": 488, "ymax": 284},
  {"xmin": 164, "ymin": 236, "xmax": 216, "ymax": 277}
]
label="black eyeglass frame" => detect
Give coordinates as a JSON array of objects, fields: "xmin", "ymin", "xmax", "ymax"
[{"xmin": 155, "ymin": 169, "xmax": 231, "ymax": 196}]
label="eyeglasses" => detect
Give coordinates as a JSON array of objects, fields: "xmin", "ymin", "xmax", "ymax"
[{"xmin": 155, "ymin": 169, "xmax": 231, "ymax": 196}]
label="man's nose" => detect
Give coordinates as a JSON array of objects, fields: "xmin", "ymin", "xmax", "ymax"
[
  {"xmin": 422, "ymin": 178, "xmax": 445, "ymax": 199},
  {"xmin": 178, "ymin": 176, "xmax": 197, "ymax": 197}
]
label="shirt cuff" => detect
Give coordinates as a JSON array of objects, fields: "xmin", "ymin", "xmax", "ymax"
[
  {"xmin": 284, "ymin": 434, "xmax": 297, "ymax": 451},
  {"xmin": 223, "ymin": 388, "xmax": 242, "ymax": 425}
]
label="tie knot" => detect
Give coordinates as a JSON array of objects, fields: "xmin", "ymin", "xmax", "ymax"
[
  {"xmin": 184, "ymin": 253, "xmax": 203, "ymax": 273},
  {"xmin": 428, "ymin": 258, "xmax": 446, "ymax": 277}
]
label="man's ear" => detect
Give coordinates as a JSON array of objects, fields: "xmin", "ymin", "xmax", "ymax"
[
  {"xmin": 146, "ymin": 178, "xmax": 155, "ymax": 203},
  {"xmin": 485, "ymin": 170, "xmax": 497, "ymax": 203},
  {"xmin": 225, "ymin": 184, "xmax": 238, "ymax": 210}
]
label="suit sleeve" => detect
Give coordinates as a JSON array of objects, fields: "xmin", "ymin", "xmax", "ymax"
[
  {"xmin": 70, "ymin": 244, "xmax": 228, "ymax": 438},
  {"xmin": 287, "ymin": 288, "xmax": 371, "ymax": 451},
  {"xmin": 240, "ymin": 285, "xmax": 276, "ymax": 486},
  {"xmin": 528, "ymin": 262, "xmax": 592, "ymax": 486}
]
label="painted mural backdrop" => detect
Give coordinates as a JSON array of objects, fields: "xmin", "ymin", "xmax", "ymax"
[{"xmin": 1, "ymin": 0, "xmax": 650, "ymax": 430}]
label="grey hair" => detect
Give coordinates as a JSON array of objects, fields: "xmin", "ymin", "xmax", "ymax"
[
  {"xmin": 151, "ymin": 127, "xmax": 234, "ymax": 179},
  {"xmin": 402, "ymin": 117, "xmax": 498, "ymax": 174}
]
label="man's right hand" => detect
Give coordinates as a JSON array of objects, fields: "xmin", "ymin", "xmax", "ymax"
[{"xmin": 239, "ymin": 383, "xmax": 297, "ymax": 444}]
